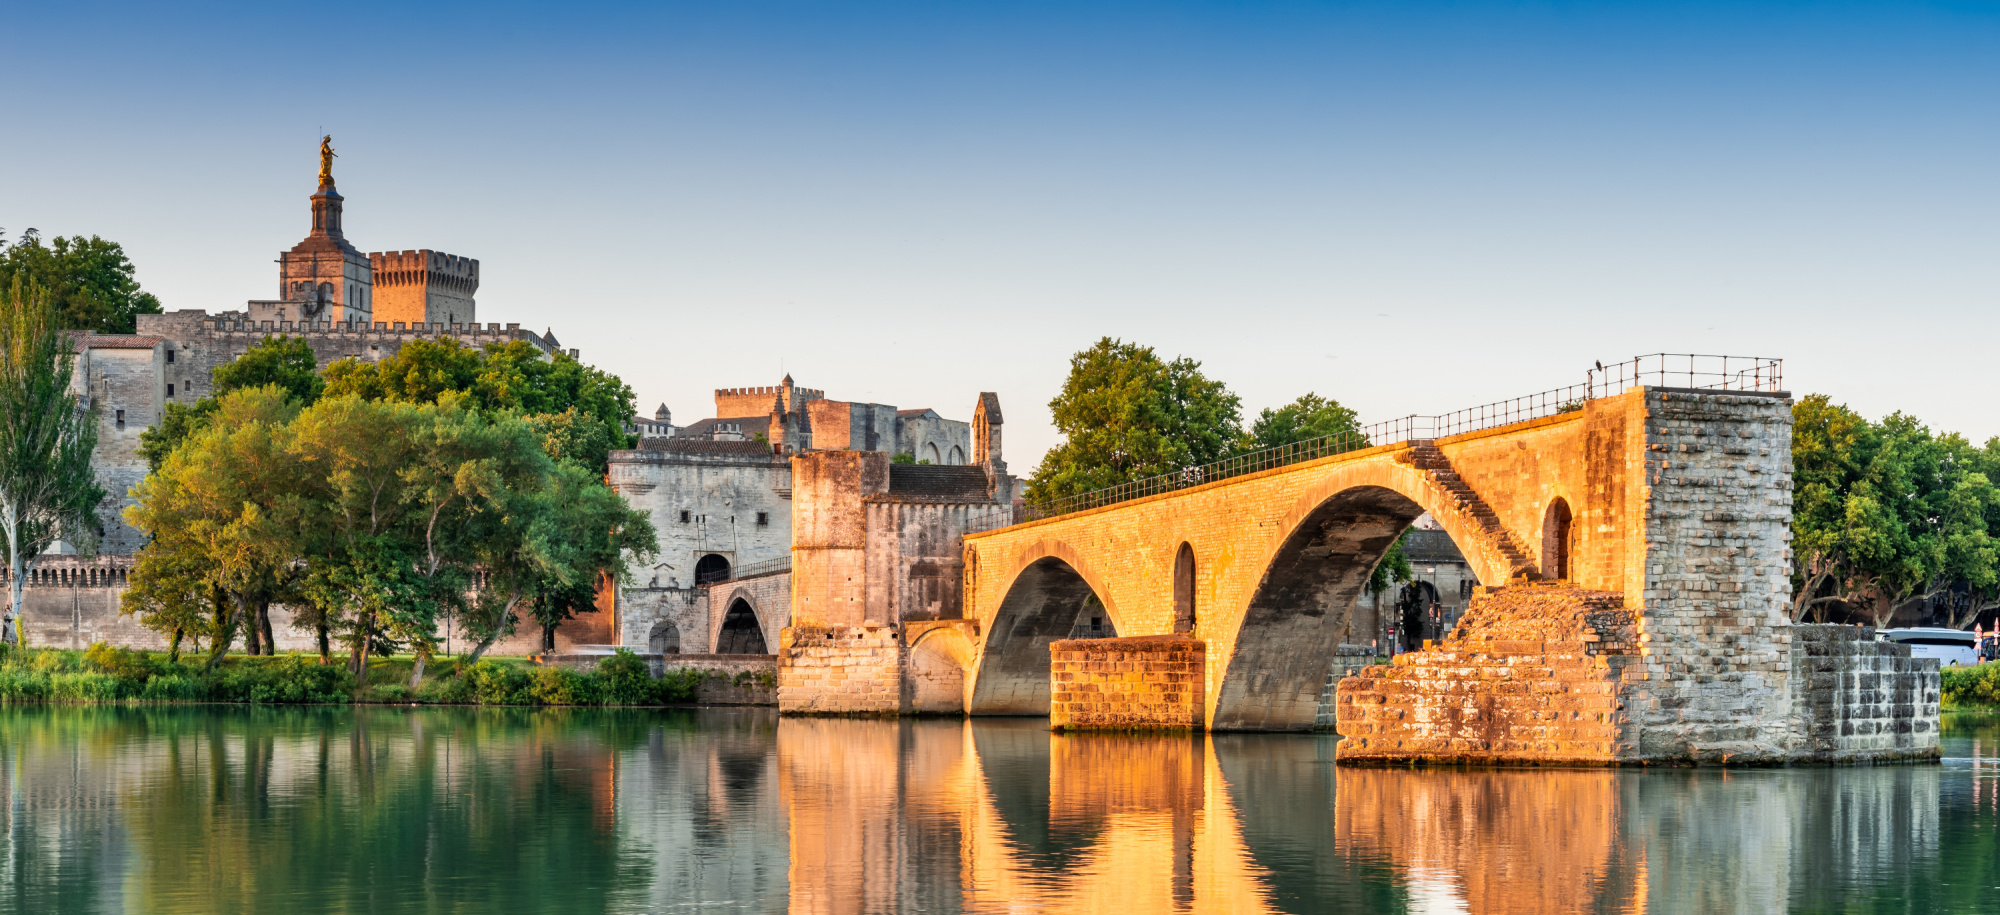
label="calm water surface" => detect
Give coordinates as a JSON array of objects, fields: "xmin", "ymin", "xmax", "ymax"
[{"xmin": 2, "ymin": 707, "xmax": 1997, "ymax": 914}]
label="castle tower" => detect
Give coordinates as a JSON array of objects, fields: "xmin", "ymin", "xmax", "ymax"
[
  {"xmin": 368, "ymin": 249, "xmax": 479, "ymax": 327},
  {"xmin": 276, "ymin": 137, "xmax": 374, "ymax": 325}
]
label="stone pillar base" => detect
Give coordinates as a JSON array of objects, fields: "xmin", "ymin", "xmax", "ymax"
[
  {"xmin": 1050, "ymin": 635, "xmax": 1205, "ymax": 731},
  {"xmin": 778, "ymin": 625, "xmax": 905, "ymax": 715},
  {"xmin": 1336, "ymin": 584, "xmax": 1641, "ymax": 765}
]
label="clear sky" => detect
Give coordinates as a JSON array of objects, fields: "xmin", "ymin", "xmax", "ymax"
[{"xmin": 4, "ymin": 1, "xmax": 1996, "ymax": 464}]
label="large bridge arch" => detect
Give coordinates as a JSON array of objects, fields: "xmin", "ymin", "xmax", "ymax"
[
  {"xmin": 1202, "ymin": 459, "xmax": 1516, "ymax": 730},
  {"xmin": 967, "ymin": 540, "xmax": 1123, "ymax": 716}
]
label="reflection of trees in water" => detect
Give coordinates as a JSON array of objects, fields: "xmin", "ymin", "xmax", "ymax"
[
  {"xmin": 4, "ymin": 709, "xmax": 1997, "ymax": 914},
  {"xmin": 0, "ymin": 706, "xmax": 660, "ymax": 914}
]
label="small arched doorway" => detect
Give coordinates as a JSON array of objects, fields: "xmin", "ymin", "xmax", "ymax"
[
  {"xmin": 1542, "ymin": 498, "xmax": 1574, "ymax": 581},
  {"xmin": 1173, "ymin": 543, "xmax": 1197, "ymax": 634},
  {"xmin": 648, "ymin": 620, "xmax": 681, "ymax": 654},
  {"xmin": 716, "ymin": 598, "xmax": 768, "ymax": 654},
  {"xmin": 695, "ymin": 553, "xmax": 732, "ymax": 585}
]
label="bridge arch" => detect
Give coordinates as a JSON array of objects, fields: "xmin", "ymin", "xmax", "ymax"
[
  {"xmin": 968, "ymin": 539, "xmax": 1122, "ymax": 716},
  {"xmin": 1208, "ymin": 460, "xmax": 1516, "ymax": 730}
]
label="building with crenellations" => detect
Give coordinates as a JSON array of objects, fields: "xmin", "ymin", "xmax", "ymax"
[
  {"xmin": 604, "ymin": 377, "xmax": 1007, "ymax": 664},
  {"xmin": 11, "ymin": 141, "xmax": 574, "ymax": 652}
]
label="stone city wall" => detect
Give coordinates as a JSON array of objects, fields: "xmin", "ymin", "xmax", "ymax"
[
  {"xmin": 535, "ymin": 651, "xmax": 776, "ymax": 705},
  {"xmin": 1049, "ymin": 635, "xmax": 1206, "ymax": 731},
  {"xmin": 777, "ymin": 625, "xmax": 904, "ymax": 715},
  {"xmin": 73, "ymin": 342, "xmax": 163, "ymax": 554},
  {"xmin": 607, "ymin": 446, "xmax": 792, "ymax": 592}
]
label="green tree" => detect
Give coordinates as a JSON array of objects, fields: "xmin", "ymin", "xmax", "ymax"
[
  {"xmin": 137, "ymin": 335, "xmax": 326, "ymax": 470},
  {"xmin": 1026, "ymin": 337, "xmax": 1242, "ymax": 504},
  {"xmin": 0, "ymin": 234, "xmax": 163, "ymax": 334},
  {"xmin": 0, "ymin": 278, "xmax": 106, "ymax": 644},
  {"xmin": 324, "ymin": 337, "xmax": 638, "ymax": 469},
  {"xmin": 1241, "ymin": 392, "xmax": 1363, "ymax": 454},
  {"xmin": 460, "ymin": 461, "xmax": 657, "ymax": 661},
  {"xmin": 122, "ymin": 386, "xmax": 307, "ymax": 666},
  {"xmin": 1789, "ymin": 396, "xmax": 2000, "ymax": 627}
]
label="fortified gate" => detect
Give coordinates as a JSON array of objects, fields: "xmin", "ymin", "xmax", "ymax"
[{"xmin": 777, "ymin": 356, "xmax": 1940, "ymax": 765}]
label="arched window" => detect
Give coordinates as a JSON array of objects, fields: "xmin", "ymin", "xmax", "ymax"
[
  {"xmin": 948, "ymin": 445, "xmax": 965, "ymax": 465},
  {"xmin": 923, "ymin": 442, "xmax": 942, "ymax": 464},
  {"xmin": 1173, "ymin": 542, "xmax": 1197, "ymax": 633},
  {"xmin": 716, "ymin": 599, "xmax": 767, "ymax": 654},
  {"xmin": 695, "ymin": 553, "xmax": 732, "ymax": 585},
  {"xmin": 648, "ymin": 619, "xmax": 681, "ymax": 654},
  {"xmin": 1543, "ymin": 498, "xmax": 1574, "ymax": 581}
]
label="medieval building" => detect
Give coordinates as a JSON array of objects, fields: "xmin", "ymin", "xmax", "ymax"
[
  {"xmin": 606, "ymin": 385, "xmax": 1007, "ymax": 662},
  {"xmin": 14, "ymin": 141, "xmax": 570, "ymax": 650}
]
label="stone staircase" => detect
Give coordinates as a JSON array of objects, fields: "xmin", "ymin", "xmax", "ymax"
[{"xmin": 1401, "ymin": 441, "xmax": 1540, "ymax": 580}]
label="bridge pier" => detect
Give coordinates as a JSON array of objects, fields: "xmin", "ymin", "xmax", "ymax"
[{"xmin": 1049, "ymin": 635, "xmax": 1205, "ymax": 731}]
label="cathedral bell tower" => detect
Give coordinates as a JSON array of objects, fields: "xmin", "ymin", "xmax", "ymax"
[{"xmin": 273, "ymin": 136, "xmax": 373, "ymax": 325}]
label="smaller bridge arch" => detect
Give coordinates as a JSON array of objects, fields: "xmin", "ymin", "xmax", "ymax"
[{"xmin": 967, "ymin": 539, "xmax": 1123, "ymax": 716}]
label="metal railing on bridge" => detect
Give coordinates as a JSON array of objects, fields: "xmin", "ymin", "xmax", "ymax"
[
  {"xmin": 695, "ymin": 555, "xmax": 793, "ymax": 586},
  {"xmin": 965, "ymin": 353, "xmax": 1781, "ymax": 533}
]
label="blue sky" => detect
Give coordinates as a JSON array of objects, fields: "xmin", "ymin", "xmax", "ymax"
[{"xmin": 5, "ymin": 1, "xmax": 1997, "ymax": 461}]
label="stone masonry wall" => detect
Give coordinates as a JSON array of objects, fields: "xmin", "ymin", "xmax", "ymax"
[
  {"xmin": 1315, "ymin": 644, "xmax": 1385, "ymax": 731},
  {"xmin": 1049, "ymin": 635, "xmax": 1205, "ymax": 731},
  {"xmin": 1625, "ymin": 390, "xmax": 1797, "ymax": 762},
  {"xmin": 1337, "ymin": 583, "xmax": 1641, "ymax": 764},
  {"xmin": 778, "ymin": 625, "xmax": 905, "ymax": 715},
  {"xmin": 1788, "ymin": 625, "xmax": 1940, "ymax": 762}
]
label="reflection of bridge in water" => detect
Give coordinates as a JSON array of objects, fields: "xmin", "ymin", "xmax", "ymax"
[
  {"xmin": 768, "ymin": 718, "xmax": 1950, "ymax": 914},
  {"xmin": 0, "ymin": 709, "xmax": 1970, "ymax": 913}
]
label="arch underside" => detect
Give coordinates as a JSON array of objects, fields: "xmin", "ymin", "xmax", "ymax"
[
  {"xmin": 969, "ymin": 556, "xmax": 1101, "ymax": 716},
  {"xmin": 1211, "ymin": 485, "xmax": 1425, "ymax": 731}
]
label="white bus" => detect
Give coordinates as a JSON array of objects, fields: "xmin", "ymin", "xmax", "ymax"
[{"xmin": 1877, "ymin": 628, "xmax": 1981, "ymax": 667}]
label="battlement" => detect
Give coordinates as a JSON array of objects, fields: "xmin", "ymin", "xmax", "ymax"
[
  {"xmin": 369, "ymin": 248, "xmax": 480, "ymax": 283},
  {"xmin": 714, "ymin": 384, "xmax": 824, "ymax": 418},
  {"xmin": 714, "ymin": 385, "xmax": 825, "ymax": 400},
  {"xmin": 178, "ymin": 314, "xmax": 564, "ymax": 356}
]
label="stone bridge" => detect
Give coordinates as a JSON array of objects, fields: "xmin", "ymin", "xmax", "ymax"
[
  {"xmin": 780, "ymin": 382, "xmax": 1940, "ymax": 764},
  {"xmin": 952, "ymin": 387, "xmax": 1937, "ymax": 763}
]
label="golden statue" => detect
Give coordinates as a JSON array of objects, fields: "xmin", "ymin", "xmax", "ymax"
[{"xmin": 318, "ymin": 135, "xmax": 336, "ymax": 185}]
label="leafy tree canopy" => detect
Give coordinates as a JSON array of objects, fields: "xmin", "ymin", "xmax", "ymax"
[
  {"xmin": 0, "ymin": 232, "xmax": 162, "ymax": 334},
  {"xmin": 1789, "ymin": 393, "xmax": 2000, "ymax": 627},
  {"xmin": 138, "ymin": 335, "xmax": 325, "ymax": 471},
  {"xmin": 1242, "ymin": 392, "xmax": 1363, "ymax": 453},
  {"xmin": 1025, "ymin": 337, "xmax": 1241, "ymax": 504},
  {"xmin": 323, "ymin": 338, "xmax": 637, "ymax": 469}
]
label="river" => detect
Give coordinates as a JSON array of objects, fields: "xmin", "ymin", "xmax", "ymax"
[{"xmin": 1, "ymin": 707, "xmax": 1995, "ymax": 914}]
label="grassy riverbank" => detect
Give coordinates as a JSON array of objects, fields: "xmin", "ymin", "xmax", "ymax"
[
  {"xmin": 0, "ymin": 643, "xmax": 724, "ymax": 707},
  {"xmin": 1942, "ymin": 662, "xmax": 2000, "ymax": 711}
]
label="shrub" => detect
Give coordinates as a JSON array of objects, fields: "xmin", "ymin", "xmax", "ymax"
[
  {"xmin": 656, "ymin": 667, "xmax": 715, "ymax": 704},
  {"xmin": 0, "ymin": 669, "xmax": 51, "ymax": 701},
  {"xmin": 84, "ymin": 642, "xmax": 160, "ymax": 681},
  {"xmin": 140, "ymin": 674, "xmax": 205, "ymax": 702},
  {"xmin": 529, "ymin": 666, "xmax": 596, "ymax": 706},
  {"xmin": 30, "ymin": 650, "xmax": 73, "ymax": 674},
  {"xmin": 50, "ymin": 672, "xmax": 122, "ymax": 703},
  {"xmin": 597, "ymin": 649, "xmax": 657, "ymax": 705},
  {"xmin": 361, "ymin": 684, "xmax": 415, "ymax": 704},
  {"xmin": 467, "ymin": 660, "xmax": 532, "ymax": 705},
  {"xmin": 208, "ymin": 656, "xmax": 353, "ymax": 704},
  {"xmin": 417, "ymin": 672, "xmax": 475, "ymax": 705},
  {"xmin": 1943, "ymin": 663, "xmax": 2000, "ymax": 709}
]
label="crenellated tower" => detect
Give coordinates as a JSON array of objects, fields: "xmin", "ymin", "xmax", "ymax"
[{"xmin": 368, "ymin": 249, "xmax": 479, "ymax": 327}]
